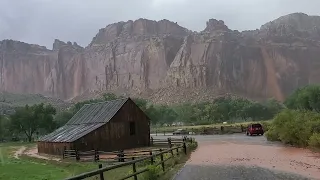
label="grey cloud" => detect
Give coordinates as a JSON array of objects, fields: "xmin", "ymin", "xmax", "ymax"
[{"xmin": 0, "ymin": 0, "xmax": 319, "ymax": 48}]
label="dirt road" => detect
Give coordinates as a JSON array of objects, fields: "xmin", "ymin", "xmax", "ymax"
[
  {"xmin": 153, "ymin": 134, "xmax": 320, "ymax": 180},
  {"xmin": 14, "ymin": 146, "xmax": 26, "ymax": 159}
]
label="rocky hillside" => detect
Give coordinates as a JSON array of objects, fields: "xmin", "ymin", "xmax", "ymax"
[
  {"xmin": 1, "ymin": 13, "xmax": 320, "ymax": 104},
  {"xmin": 0, "ymin": 92, "xmax": 70, "ymax": 114}
]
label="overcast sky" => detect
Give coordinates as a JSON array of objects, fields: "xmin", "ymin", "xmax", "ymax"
[{"xmin": 1, "ymin": 0, "xmax": 319, "ymax": 48}]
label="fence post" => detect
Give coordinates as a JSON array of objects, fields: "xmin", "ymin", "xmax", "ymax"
[
  {"xmin": 98, "ymin": 164, "xmax": 105, "ymax": 180},
  {"xmin": 94, "ymin": 150, "xmax": 99, "ymax": 162},
  {"xmin": 150, "ymin": 137, "xmax": 153, "ymax": 146},
  {"xmin": 168, "ymin": 138, "xmax": 173, "ymax": 156},
  {"xmin": 94, "ymin": 150, "xmax": 96, "ymax": 162},
  {"xmin": 62, "ymin": 146, "xmax": 66, "ymax": 159},
  {"xmin": 156, "ymin": 130, "xmax": 157, "ymax": 136},
  {"xmin": 221, "ymin": 126, "xmax": 224, "ymax": 133},
  {"xmin": 167, "ymin": 138, "xmax": 172, "ymax": 148},
  {"xmin": 160, "ymin": 149, "xmax": 165, "ymax": 172},
  {"xmin": 183, "ymin": 142, "xmax": 187, "ymax": 155},
  {"xmin": 117, "ymin": 150, "xmax": 124, "ymax": 162},
  {"xmin": 149, "ymin": 151, "xmax": 154, "ymax": 165},
  {"xmin": 117, "ymin": 151, "xmax": 121, "ymax": 162},
  {"xmin": 132, "ymin": 157, "xmax": 138, "ymax": 180},
  {"xmin": 120, "ymin": 150, "xmax": 125, "ymax": 162},
  {"xmin": 75, "ymin": 149, "xmax": 80, "ymax": 161},
  {"xmin": 176, "ymin": 147, "xmax": 179, "ymax": 155}
]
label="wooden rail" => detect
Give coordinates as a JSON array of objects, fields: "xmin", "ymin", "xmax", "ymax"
[
  {"xmin": 65, "ymin": 142, "xmax": 188, "ymax": 180},
  {"xmin": 63, "ymin": 137, "xmax": 192, "ymax": 162}
]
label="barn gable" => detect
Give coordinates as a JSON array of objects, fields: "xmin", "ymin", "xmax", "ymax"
[{"xmin": 38, "ymin": 98, "xmax": 129, "ymax": 143}]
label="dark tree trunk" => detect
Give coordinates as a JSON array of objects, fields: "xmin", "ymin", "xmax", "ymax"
[
  {"xmin": 24, "ymin": 131, "xmax": 33, "ymax": 142},
  {"xmin": 27, "ymin": 135, "xmax": 32, "ymax": 142}
]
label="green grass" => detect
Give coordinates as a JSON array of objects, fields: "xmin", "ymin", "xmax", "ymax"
[
  {"xmin": 0, "ymin": 142, "xmax": 132, "ymax": 180},
  {"xmin": 0, "ymin": 141, "xmax": 197, "ymax": 180}
]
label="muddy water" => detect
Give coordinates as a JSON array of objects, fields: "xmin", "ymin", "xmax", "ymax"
[{"xmin": 187, "ymin": 138, "xmax": 320, "ymax": 179}]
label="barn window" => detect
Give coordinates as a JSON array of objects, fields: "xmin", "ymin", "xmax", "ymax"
[{"xmin": 130, "ymin": 122, "xmax": 136, "ymax": 135}]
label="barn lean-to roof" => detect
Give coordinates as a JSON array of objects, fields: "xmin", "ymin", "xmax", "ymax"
[
  {"xmin": 38, "ymin": 98, "xmax": 129, "ymax": 143},
  {"xmin": 67, "ymin": 98, "xmax": 128, "ymax": 125}
]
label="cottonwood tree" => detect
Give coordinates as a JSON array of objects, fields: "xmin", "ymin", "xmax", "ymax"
[
  {"xmin": 0, "ymin": 115, "xmax": 8, "ymax": 140},
  {"xmin": 285, "ymin": 85, "xmax": 320, "ymax": 112},
  {"xmin": 10, "ymin": 103, "xmax": 56, "ymax": 142}
]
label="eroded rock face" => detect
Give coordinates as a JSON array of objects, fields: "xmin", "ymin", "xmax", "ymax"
[
  {"xmin": 0, "ymin": 40, "xmax": 56, "ymax": 95},
  {"xmin": 1, "ymin": 13, "xmax": 320, "ymax": 103},
  {"xmin": 204, "ymin": 19, "xmax": 229, "ymax": 32}
]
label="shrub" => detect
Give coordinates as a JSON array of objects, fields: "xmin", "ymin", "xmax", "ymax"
[
  {"xmin": 142, "ymin": 165, "xmax": 161, "ymax": 180},
  {"xmin": 265, "ymin": 125, "xmax": 279, "ymax": 141},
  {"xmin": 187, "ymin": 141, "xmax": 198, "ymax": 151},
  {"xmin": 266, "ymin": 109, "xmax": 320, "ymax": 147},
  {"xmin": 260, "ymin": 121, "xmax": 272, "ymax": 131},
  {"xmin": 172, "ymin": 157, "xmax": 179, "ymax": 166},
  {"xmin": 309, "ymin": 133, "xmax": 320, "ymax": 148}
]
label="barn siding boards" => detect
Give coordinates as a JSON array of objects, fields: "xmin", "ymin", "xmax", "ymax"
[
  {"xmin": 37, "ymin": 98, "xmax": 150, "ymax": 155},
  {"xmin": 37, "ymin": 142, "xmax": 72, "ymax": 155}
]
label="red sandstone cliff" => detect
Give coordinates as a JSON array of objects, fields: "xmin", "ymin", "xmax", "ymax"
[{"xmin": 1, "ymin": 13, "xmax": 320, "ymax": 103}]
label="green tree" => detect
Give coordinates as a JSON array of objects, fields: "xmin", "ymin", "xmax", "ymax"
[
  {"xmin": 243, "ymin": 103, "xmax": 269, "ymax": 121},
  {"xmin": 132, "ymin": 98, "xmax": 148, "ymax": 112},
  {"xmin": 155, "ymin": 105, "xmax": 178, "ymax": 125},
  {"xmin": 145, "ymin": 104, "xmax": 160, "ymax": 125},
  {"xmin": 72, "ymin": 93, "xmax": 119, "ymax": 114},
  {"xmin": 285, "ymin": 85, "xmax": 320, "ymax": 112},
  {"xmin": 10, "ymin": 103, "xmax": 57, "ymax": 142},
  {"xmin": 174, "ymin": 103, "xmax": 195, "ymax": 123},
  {"xmin": 72, "ymin": 99, "xmax": 103, "ymax": 114},
  {"xmin": 54, "ymin": 111, "xmax": 74, "ymax": 127},
  {"xmin": 0, "ymin": 115, "xmax": 10, "ymax": 140},
  {"xmin": 266, "ymin": 109, "xmax": 320, "ymax": 147},
  {"xmin": 102, "ymin": 93, "xmax": 119, "ymax": 101},
  {"xmin": 265, "ymin": 98, "xmax": 283, "ymax": 114}
]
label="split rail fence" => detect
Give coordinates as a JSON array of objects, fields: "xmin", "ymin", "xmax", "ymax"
[
  {"xmin": 64, "ymin": 137, "xmax": 193, "ymax": 180},
  {"xmin": 63, "ymin": 137, "xmax": 191, "ymax": 162}
]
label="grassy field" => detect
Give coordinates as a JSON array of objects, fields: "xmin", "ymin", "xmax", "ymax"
[
  {"xmin": 0, "ymin": 141, "xmax": 195, "ymax": 180},
  {"xmin": 0, "ymin": 143, "xmax": 132, "ymax": 180},
  {"xmin": 151, "ymin": 120, "xmax": 272, "ymax": 133}
]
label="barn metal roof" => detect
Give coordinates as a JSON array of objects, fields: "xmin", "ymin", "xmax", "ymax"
[
  {"xmin": 38, "ymin": 98, "xmax": 129, "ymax": 142},
  {"xmin": 38, "ymin": 123, "xmax": 105, "ymax": 142},
  {"xmin": 67, "ymin": 98, "xmax": 128, "ymax": 125}
]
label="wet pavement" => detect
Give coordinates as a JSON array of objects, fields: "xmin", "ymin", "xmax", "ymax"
[
  {"xmin": 174, "ymin": 165, "xmax": 310, "ymax": 180},
  {"xmin": 151, "ymin": 134, "xmax": 320, "ymax": 180}
]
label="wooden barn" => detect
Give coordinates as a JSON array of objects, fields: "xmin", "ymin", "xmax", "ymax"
[{"xmin": 37, "ymin": 98, "xmax": 150, "ymax": 155}]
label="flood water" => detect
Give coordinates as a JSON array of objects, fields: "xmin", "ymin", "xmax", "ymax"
[{"xmin": 153, "ymin": 134, "xmax": 320, "ymax": 180}]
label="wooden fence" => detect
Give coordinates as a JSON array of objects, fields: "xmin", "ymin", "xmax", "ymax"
[
  {"xmin": 63, "ymin": 137, "xmax": 192, "ymax": 162},
  {"xmin": 65, "ymin": 142, "xmax": 189, "ymax": 180}
]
